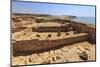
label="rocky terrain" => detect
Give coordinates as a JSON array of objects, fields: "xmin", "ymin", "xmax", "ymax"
[{"xmin": 12, "ymin": 14, "xmax": 96, "ymax": 66}]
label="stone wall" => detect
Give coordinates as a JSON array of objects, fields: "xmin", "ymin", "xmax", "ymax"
[
  {"xmin": 13, "ymin": 33, "xmax": 88, "ymax": 53},
  {"xmin": 12, "ymin": 27, "xmax": 27, "ymax": 33},
  {"xmin": 32, "ymin": 25, "xmax": 70, "ymax": 32},
  {"xmin": 87, "ymin": 26, "xmax": 96, "ymax": 42},
  {"xmin": 70, "ymin": 21, "xmax": 96, "ymax": 42},
  {"xmin": 12, "ymin": 16, "xmax": 36, "ymax": 28},
  {"xmin": 35, "ymin": 18, "xmax": 71, "ymax": 23}
]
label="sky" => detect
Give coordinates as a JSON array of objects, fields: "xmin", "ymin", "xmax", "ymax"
[{"xmin": 12, "ymin": 1, "xmax": 95, "ymax": 17}]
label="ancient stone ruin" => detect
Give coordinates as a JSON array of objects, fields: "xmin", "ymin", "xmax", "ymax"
[{"xmin": 12, "ymin": 14, "xmax": 96, "ymax": 55}]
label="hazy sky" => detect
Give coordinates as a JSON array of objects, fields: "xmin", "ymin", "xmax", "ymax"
[{"xmin": 12, "ymin": 1, "xmax": 95, "ymax": 17}]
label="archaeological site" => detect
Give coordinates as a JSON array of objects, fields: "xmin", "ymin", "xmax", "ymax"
[{"xmin": 12, "ymin": 13, "xmax": 96, "ymax": 66}]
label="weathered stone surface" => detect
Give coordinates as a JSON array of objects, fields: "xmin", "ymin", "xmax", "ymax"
[
  {"xmin": 32, "ymin": 25, "xmax": 70, "ymax": 32},
  {"xmin": 79, "ymin": 51, "xmax": 88, "ymax": 60},
  {"xmin": 13, "ymin": 33, "xmax": 88, "ymax": 53}
]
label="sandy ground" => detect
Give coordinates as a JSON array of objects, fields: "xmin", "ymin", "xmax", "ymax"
[{"xmin": 12, "ymin": 41, "xmax": 95, "ymax": 66}]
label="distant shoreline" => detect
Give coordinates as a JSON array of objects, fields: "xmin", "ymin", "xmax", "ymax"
[
  {"xmin": 12, "ymin": 13, "xmax": 95, "ymax": 26},
  {"xmin": 72, "ymin": 16, "xmax": 95, "ymax": 25}
]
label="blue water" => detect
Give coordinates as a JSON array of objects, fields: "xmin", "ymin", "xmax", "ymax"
[{"xmin": 72, "ymin": 17, "xmax": 95, "ymax": 25}]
